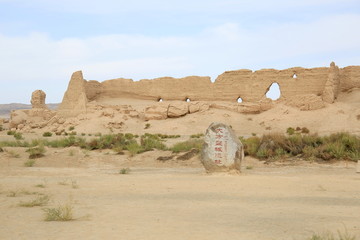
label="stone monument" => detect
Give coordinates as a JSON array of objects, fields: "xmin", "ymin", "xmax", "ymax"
[{"xmin": 201, "ymin": 122, "xmax": 244, "ymax": 173}]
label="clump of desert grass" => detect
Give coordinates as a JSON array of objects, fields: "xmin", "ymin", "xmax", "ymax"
[
  {"xmin": 18, "ymin": 195, "xmax": 50, "ymax": 207},
  {"xmin": 240, "ymin": 132, "xmax": 360, "ymax": 162},
  {"xmin": 26, "ymin": 144, "xmax": 46, "ymax": 159},
  {"xmin": 5, "ymin": 149, "xmax": 20, "ymax": 158},
  {"xmin": 307, "ymin": 229, "xmax": 356, "ymax": 240},
  {"xmin": 42, "ymin": 132, "xmax": 52, "ymax": 137},
  {"xmin": 170, "ymin": 139, "xmax": 203, "ymax": 153},
  {"xmin": 43, "ymin": 203, "xmax": 74, "ymax": 221},
  {"xmin": 119, "ymin": 168, "xmax": 130, "ymax": 174},
  {"xmin": 190, "ymin": 133, "xmax": 204, "ymax": 138},
  {"xmin": 24, "ymin": 159, "xmax": 36, "ymax": 167},
  {"xmin": 6, "ymin": 189, "xmax": 43, "ymax": 197},
  {"xmin": 35, "ymin": 179, "xmax": 47, "ymax": 188},
  {"xmin": 71, "ymin": 179, "xmax": 79, "ymax": 189}
]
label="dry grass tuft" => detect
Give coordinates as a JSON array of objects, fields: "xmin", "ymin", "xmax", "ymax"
[
  {"xmin": 308, "ymin": 229, "xmax": 356, "ymax": 240},
  {"xmin": 43, "ymin": 203, "xmax": 74, "ymax": 221},
  {"xmin": 18, "ymin": 195, "xmax": 50, "ymax": 207}
]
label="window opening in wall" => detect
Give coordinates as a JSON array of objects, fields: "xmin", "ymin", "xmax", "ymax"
[
  {"xmin": 237, "ymin": 97, "xmax": 243, "ymax": 103},
  {"xmin": 186, "ymin": 98, "xmax": 191, "ymax": 102},
  {"xmin": 158, "ymin": 98, "xmax": 163, "ymax": 102},
  {"xmin": 266, "ymin": 82, "xmax": 281, "ymax": 100},
  {"xmin": 293, "ymin": 73, "xmax": 297, "ymax": 79}
]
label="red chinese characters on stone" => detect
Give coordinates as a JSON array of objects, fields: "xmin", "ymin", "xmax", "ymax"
[
  {"xmin": 214, "ymin": 127, "xmax": 225, "ymax": 165},
  {"xmin": 215, "ymin": 128, "xmax": 224, "ymax": 134},
  {"xmin": 214, "ymin": 160, "xmax": 222, "ymax": 164}
]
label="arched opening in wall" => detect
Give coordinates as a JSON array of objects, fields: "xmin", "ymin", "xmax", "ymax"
[
  {"xmin": 237, "ymin": 97, "xmax": 243, "ymax": 103},
  {"xmin": 265, "ymin": 82, "xmax": 281, "ymax": 100},
  {"xmin": 293, "ymin": 73, "xmax": 297, "ymax": 79},
  {"xmin": 158, "ymin": 98, "xmax": 163, "ymax": 102},
  {"xmin": 186, "ymin": 98, "xmax": 191, "ymax": 102}
]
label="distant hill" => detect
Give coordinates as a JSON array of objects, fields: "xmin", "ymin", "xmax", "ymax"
[{"xmin": 0, "ymin": 103, "xmax": 59, "ymax": 118}]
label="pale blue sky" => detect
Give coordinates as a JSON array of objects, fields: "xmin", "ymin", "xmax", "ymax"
[{"xmin": 0, "ymin": 0, "xmax": 359, "ymax": 103}]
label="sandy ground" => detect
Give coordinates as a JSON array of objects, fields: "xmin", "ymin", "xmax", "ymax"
[{"xmin": 1, "ymin": 147, "xmax": 360, "ymax": 240}]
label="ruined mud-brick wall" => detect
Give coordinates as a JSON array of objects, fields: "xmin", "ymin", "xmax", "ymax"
[
  {"xmin": 339, "ymin": 66, "xmax": 360, "ymax": 91},
  {"xmin": 85, "ymin": 64, "xmax": 360, "ymax": 102},
  {"xmin": 58, "ymin": 63, "xmax": 360, "ymax": 117}
]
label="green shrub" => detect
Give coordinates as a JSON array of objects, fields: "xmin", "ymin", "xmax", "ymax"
[
  {"xmin": 301, "ymin": 127, "xmax": 310, "ymax": 134},
  {"xmin": 68, "ymin": 126, "xmax": 75, "ymax": 131},
  {"xmin": 126, "ymin": 142, "xmax": 143, "ymax": 156},
  {"xmin": 13, "ymin": 132, "xmax": 23, "ymax": 140},
  {"xmin": 26, "ymin": 145, "xmax": 46, "ymax": 159},
  {"xmin": 24, "ymin": 159, "xmax": 36, "ymax": 167},
  {"xmin": 170, "ymin": 139, "xmax": 203, "ymax": 153},
  {"xmin": 285, "ymin": 134, "xmax": 304, "ymax": 155},
  {"xmin": 328, "ymin": 142, "xmax": 346, "ymax": 159},
  {"xmin": 125, "ymin": 133, "xmax": 134, "ymax": 140},
  {"xmin": 144, "ymin": 123, "xmax": 151, "ymax": 129},
  {"xmin": 302, "ymin": 145, "xmax": 319, "ymax": 158},
  {"xmin": 241, "ymin": 136, "xmax": 261, "ymax": 156},
  {"xmin": 7, "ymin": 130, "xmax": 16, "ymax": 135},
  {"xmin": 275, "ymin": 148, "xmax": 287, "ymax": 157},
  {"xmin": 42, "ymin": 132, "xmax": 52, "ymax": 137},
  {"xmin": 155, "ymin": 134, "xmax": 181, "ymax": 139},
  {"xmin": 44, "ymin": 136, "xmax": 86, "ymax": 148},
  {"xmin": 0, "ymin": 140, "xmax": 30, "ymax": 148},
  {"xmin": 113, "ymin": 145, "xmax": 124, "ymax": 155},
  {"xmin": 256, "ymin": 148, "xmax": 272, "ymax": 159},
  {"xmin": 85, "ymin": 134, "xmax": 135, "ymax": 150},
  {"xmin": 119, "ymin": 168, "xmax": 130, "ymax": 174},
  {"xmin": 190, "ymin": 133, "xmax": 204, "ymax": 138},
  {"xmin": 140, "ymin": 134, "xmax": 167, "ymax": 151},
  {"xmin": 0, "ymin": 124, "xmax": 3, "ymax": 131},
  {"xmin": 286, "ymin": 127, "xmax": 295, "ymax": 135},
  {"xmin": 239, "ymin": 132, "xmax": 360, "ymax": 162}
]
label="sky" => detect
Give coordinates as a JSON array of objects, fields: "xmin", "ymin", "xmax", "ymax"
[{"xmin": 0, "ymin": 0, "xmax": 359, "ymax": 103}]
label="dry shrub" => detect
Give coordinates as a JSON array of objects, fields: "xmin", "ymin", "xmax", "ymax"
[
  {"xmin": 241, "ymin": 132, "xmax": 359, "ymax": 161},
  {"xmin": 43, "ymin": 203, "xmax": 74, "ymax": 221}
]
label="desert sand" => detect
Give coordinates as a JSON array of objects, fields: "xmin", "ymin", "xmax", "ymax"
[{"xmin": 1, "ymin": 146, "xmax": 360, "ymax": 240}]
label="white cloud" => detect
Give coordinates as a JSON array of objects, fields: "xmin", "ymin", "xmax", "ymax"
[{"xmin": 0, "ymin": 13, "xmax": 359, "ymax": 103}]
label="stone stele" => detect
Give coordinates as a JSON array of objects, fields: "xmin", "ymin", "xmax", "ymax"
[{"xmin": 201, "ymin": 122, "xmax": 244, "ymax": 173}]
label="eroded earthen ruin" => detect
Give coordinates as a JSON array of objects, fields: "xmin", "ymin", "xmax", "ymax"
[{"xmin": 8, "ymin": 62, "xmax": 360, "ymax": 133}]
